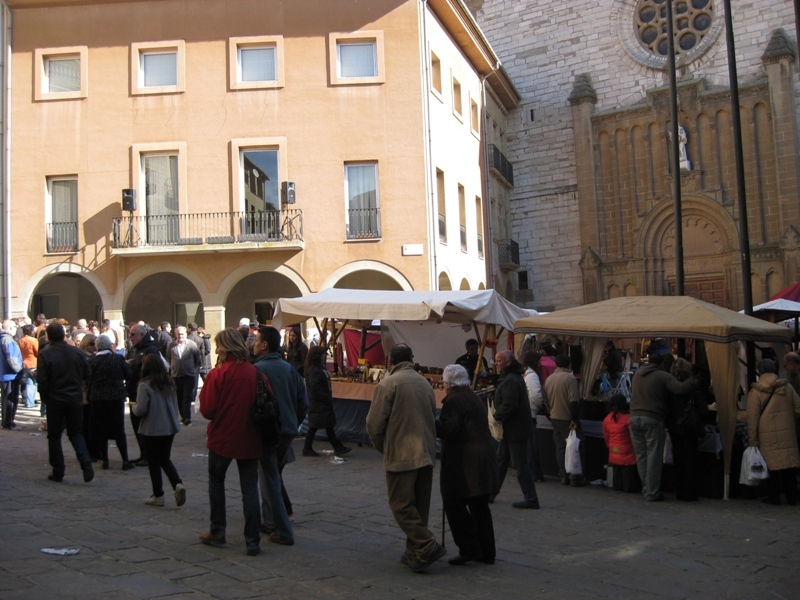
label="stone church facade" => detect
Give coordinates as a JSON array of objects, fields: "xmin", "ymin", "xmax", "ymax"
[{"xmin": 468, "ymin": 0, "xmax": 800, "ymax": 311}]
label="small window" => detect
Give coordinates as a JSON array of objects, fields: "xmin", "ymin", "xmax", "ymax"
[
  {"xmin": 229, "ymin": 36, "xmax": 285, "ymax": 90},
  {"xmin": 431, "ymin": 52, "xmax": 442, "ymax": 94},
  {"xmin": 34, "ymin": 46, "xmax": 88, "ymax": 101},
  {"xmin": 518, "ymin": 271, "xmax": 529, "ymax": 291},
  {"xmin": 131, "ymin": 41, "xmax": 185, "ymax": 95},
  {"xmin": 475, "ymin": 196, "xmax": 484, "ymax": 259},
  {"xmin": 329, "ymin": 32, "xmax": 385, "ymax": 86},
  {"xmin": 46, "ymin": 177, "xmax": 78, "ymax": 253},
  {"xmin": 452, "ymin": 77, "xmax": 463, "ymax": 119},
  {"xmin": 142, "ymin": 52, "xmax": 177, "ymax": 87},
  {"xmin": 471, "ymin": 98, "xmax": 480, "ymax": 133},
  {"xmin": 437, "ymin": 168, "xmax": 446, "ymax": 244},
  {"xmin": 345, "ymin": 163, "xmax": 380, "ymax": 239},
  {"xmin": 458, "ymin": 184, "xmax": 467, "ymax": 253}
]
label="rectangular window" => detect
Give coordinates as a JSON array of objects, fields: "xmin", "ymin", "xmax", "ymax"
[
  {"xmin": 518, "ymin": 271, "xmax": 529, "ymax": 291},
  {"xmin": 47, "ymin": 57, "xmax": 81, "ymax": 92},
  {"xmin": 471, "ymin": 98, "xmax": 480, "ymax": 133},
  {"xmin": 241, "ymin": 149, "xmax": 280, "ymax": 240},
  {"xmin": 229, "ymin": 36, "xmax": 285, "ymax": 90},
  {"xmin": 142, "ymin": 52, "xmax": 177, "ymax": 87},
  {"xmin": 458, "ymin": 184, "xmax": 467, "ymax": 252},
  {"xmin": 339, "ymin": 43, "xmax": 376, "ymax": 78},
  {"xmin": 240, "ymin": 47, "xmax": 276, "ymax": 82},
  {"xmin": 475, "ymin": 196, "xmax": 484, "ymax": 259},
  {"xmin": 328, "ymin": 32, "xmax": 385, "ymax": 86},
  {"xmin": 47, "ymin": 177, "xmax": 78, "ymax": 253},
  {"xmin": 131, "ymin": 41, "xmax": 185, "ymax": 95},
  {"xmin": 345, "ymin": 163, "xmax": 380, "ymax": 239},
  {"xmin": 143, "ymin": 154, "xmax": 180, "ymax": 243},
  {"xmin": 34, "ymin": 46, "xmax": 88, "ymax": 101},
  {"xmin": 437, "ymin": 168, "xmax": 446, "ymax": 244},
  {"xmin": 452, "ymin": 77, "xmax": 463, "ymax": 119},
  {"xmin": 431, "ymin": 52, "xmax": 442, "ymax": 95}
]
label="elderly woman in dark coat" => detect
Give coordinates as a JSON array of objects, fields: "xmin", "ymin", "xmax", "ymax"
[
  {"xmin": 302, "ymin": 345, "xmax": 351, "ymax": 457},
  {"xmin": 87, "ymin": 334, "xmax": 134, "ymax": 470},
  {"xmin": 436, "ymin": 364, "xmax": 499, "ymax": 566}
]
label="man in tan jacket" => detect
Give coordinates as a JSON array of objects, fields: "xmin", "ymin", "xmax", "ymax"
[
  {"xmin": 544, "ymin": 354, "xmax": 586, "ymax": 486},
  {"xmin": 366, "ymin": 344, "xmax": 445, "ymax": 573}
]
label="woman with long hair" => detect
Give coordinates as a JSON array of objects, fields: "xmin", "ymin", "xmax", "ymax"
[
  {"xmin": 302, "ymin": 345, "xmax": 350, "ymax": 457},
  {"xmin": 284, "ymin": 325, "xmax": 308, "ymax": 376},
  {"xmin": 198, "ymin": 328, "xmax": 263, "ymax": 556},
  {"xmin": 132, "ymin": 354, "xmax": 185, "ymax": 507}
]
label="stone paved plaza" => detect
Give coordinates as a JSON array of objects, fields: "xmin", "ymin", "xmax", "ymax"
[{"xmin": 0, "ymin": 403, "xmax": 798, "ymax": 599}]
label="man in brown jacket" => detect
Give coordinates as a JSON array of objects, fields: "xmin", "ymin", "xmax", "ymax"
[
  {"xmin": 544, "ymin": 354, "xmax": 586, "ymax": 486},
  {"xmin": 366, "ymin": 344, "xmax": 445, "ymax": 573}
]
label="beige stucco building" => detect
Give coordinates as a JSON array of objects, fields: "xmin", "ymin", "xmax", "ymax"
[{"xmin": 0, "ymin": 0, "xmax": 519, "ymax": 331}]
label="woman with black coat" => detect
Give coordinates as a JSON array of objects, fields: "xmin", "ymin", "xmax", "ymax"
[
  {"xmin": 436, "ymin": 364, "xmax": 499, "ymax": 566},
  {"xmin": 667, "ymin": 358, "xmax": 708, "ymax": 501},
  {"xmin": 302, "ymin": 345, "xmax": 351, "ymax": 457}
]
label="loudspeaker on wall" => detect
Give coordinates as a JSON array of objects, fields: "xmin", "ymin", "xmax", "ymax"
[{"xmin": 122, "ymin": 188, "xmax": 137, "ymax": 211}]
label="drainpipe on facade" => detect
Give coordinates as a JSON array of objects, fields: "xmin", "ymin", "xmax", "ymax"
[
  {"xmin": 1, "ymin": 3, "xmax": 10, "ymax": 319},
  {"xmin": 419, "ymin": 0, "xmax": 438, "ymax": 291},
  {"xmin": 481, "ymin": 64, "xmax": 499, "ymax": 291}
]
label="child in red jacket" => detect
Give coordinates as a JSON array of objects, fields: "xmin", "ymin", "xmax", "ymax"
[{"xmin": 603, "ymin": 394, "xmax": 640, "ymax": 493}]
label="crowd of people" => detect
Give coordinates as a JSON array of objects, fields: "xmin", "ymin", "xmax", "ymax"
[{"xmin": 3, "ymin": 312, "xmax": 800, "ymax": 571}]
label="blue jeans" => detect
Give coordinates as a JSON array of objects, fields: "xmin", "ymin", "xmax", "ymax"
[
  {"xmin": 46, "ymin": 399, "xmax": 91, "ymax": 478},
  {"xmin": 259, "ymin": 436, "xmax": 294, "ymax": 539},
  {"xmin": 629, "ymin": 416, "xmax": 666, "ymax": 499},
  {"xmin": 207, "ymin": 450, "xmax": 261, "ymax": 550},
  {"xmin": 22, "ymin": 370, "xmax": 37, "ymax": 408}
]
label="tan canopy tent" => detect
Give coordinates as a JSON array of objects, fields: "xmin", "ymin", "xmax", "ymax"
[{"xmin": 514, "ymin": 295, "xmax": 793, "ymax": 498}]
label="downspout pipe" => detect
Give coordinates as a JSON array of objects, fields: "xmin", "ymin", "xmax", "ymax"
[
  {"xmin": 480, "ymin": 64, "xmax": 499, "ymax": 290},
  {"xmin": 419, "ymin": 0, "xmax": 437, "ymax": 291},
  {"xmin": 1, "ymin": 2, "xmax": 10, "ymax": 319}
]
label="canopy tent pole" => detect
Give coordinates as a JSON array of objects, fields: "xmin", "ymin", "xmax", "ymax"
[{"xmin": 471, "ymin": 321, "xmax": 488, "ymax": 388}]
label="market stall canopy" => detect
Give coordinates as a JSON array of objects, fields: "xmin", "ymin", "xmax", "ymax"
[
  {"xmin": 514, "ymin": 294, "xmax": 792, "ymax": 499},
  {"xmin": 748, "ymin": 298, "xmax": 800, "ymax": 323},
  {"xmin": 273, "ymin": 288, "xmax": 535, "ymax": 331},
  {"xmin": 514, "ymin": 296, "xmax": 792, "ymax": 343},
  {"xmin": 769, "ymin": 282, "xmax": 800, "ymax": 302}
]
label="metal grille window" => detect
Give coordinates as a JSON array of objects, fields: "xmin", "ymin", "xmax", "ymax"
[
  {"xmin": 345, "ymin": 163, "xmax": 380, "ymax": 239},
  {"xmin": 47, "ymin": 178, "xmax": 78, "ymax": 252}
]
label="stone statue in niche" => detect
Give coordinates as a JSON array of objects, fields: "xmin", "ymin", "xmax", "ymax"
[{"xmin": 669, "ymin": 125, "xmax": 692, "ymax": 172}]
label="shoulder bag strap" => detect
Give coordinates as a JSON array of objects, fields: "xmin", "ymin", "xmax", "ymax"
[{"xmin": 759, "ymin": 387, "xmax": 777, "ymax": 419}]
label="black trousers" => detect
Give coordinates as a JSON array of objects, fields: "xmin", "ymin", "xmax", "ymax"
[
  {"xmin": 140, "ymin": 434, "xmax": 182, "ymax": 498},
  {"xmin": 46, "ymin": 400, "xmax": 91, "ymax": 478},
  {"xmin": 1, "ymin": 377, "xmax": 20, "ymax": 428},
  {"xmin": 671, "ymin": 433, "xmax": 700, "ymax": 501},
  {"xmin": 304, "ymin": 426, "xmax": 343, "ymax": 451},
  {"xmin": 444, "ymin": 494, "xmax": 495, "ymax": 562},
  {"xmin": 174, "ymin": 375, "xmax": 196, "ymax": 424},
  {"xmin": 767, "ymin": 467, "xmax": 798, "ymax": 505}
]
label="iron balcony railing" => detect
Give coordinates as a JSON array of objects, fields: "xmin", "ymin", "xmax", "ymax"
[
  {"xmin": 497, "ymin": 238, "xmax": 520, "ymax": 268},
  {"xmin": 111, "ymin": 210, "xmax": 303, "ymax": 248},
  {"xmin": 46, "ymin": 222, "xmax": 78, "ymax": 253},
  {"xmin": 346, "ymin": 207, "xmax": 381, "ymax": 240},
  {"xmin": 489, "ymin": 143, "xmax": 514, "ymax": 187}
]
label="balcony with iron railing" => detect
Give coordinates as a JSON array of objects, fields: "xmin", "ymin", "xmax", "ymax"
[
  {"xmin": 497, "ymin": 238, "xmax": 520, "ymax": 271},
  {"xmin": 489, "ymin": 144, "xmax": 514, "ymax": 187},
  {"xmin": 46, "ymin": 222, "xmax": 78, "ymax": 253},
  {"xmin": 111, "ymin": 209, "xmax": 304, "ymax": 255},
  {"xmin": 346, "ymin": 207, "xmax": 381, "ymax": 240}
]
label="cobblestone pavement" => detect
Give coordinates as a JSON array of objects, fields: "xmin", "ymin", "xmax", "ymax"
[{"xmin": 0, "ymin": 403, "xmax": 798, "ymax": 599}]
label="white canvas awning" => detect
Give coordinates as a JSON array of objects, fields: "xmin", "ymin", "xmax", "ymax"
[{"xmin": 273, "ymin": 288, "xmax": 535, "ymax": 331}]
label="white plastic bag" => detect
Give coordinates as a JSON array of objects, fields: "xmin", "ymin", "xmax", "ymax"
[
  {"xmin": 739, "ymin": 446, "xmax": 769, "ymax": 486},
  {"xmin": 487, "ymin": 397, "xmax": 503, "ymax": 441},
  {"xmin": 565, "ymin": 430, "xmax": 582, "ymax": 475}
]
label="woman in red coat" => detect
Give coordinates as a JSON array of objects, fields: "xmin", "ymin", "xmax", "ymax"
[
  {"xmin": 199, "ymin": 328, "xmax": 262, "ymax": 556},
  {"xmin": 603, "ymin": 394, "xmax": 640, "ymax": 493}
]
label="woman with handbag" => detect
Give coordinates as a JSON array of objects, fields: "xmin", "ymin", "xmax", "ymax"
[
  {"xmin": 132, "ymin": 354, "xmax": 184, "ymax": 507},
  {"xmin": 747, "ymin": 358, "xmax": 800, "ymax": 506}
]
